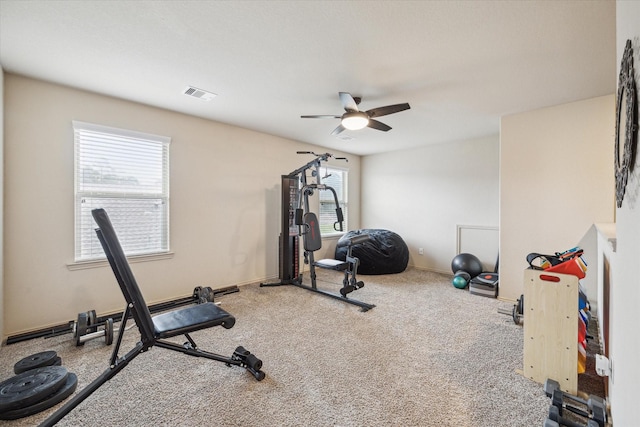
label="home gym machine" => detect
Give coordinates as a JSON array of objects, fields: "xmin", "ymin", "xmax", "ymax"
[{"xmin": 260, "ymin": 151, "xmax": 375, "ymax": 311}]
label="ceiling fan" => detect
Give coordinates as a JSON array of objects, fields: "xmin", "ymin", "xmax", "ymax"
[{"xmin": 301, "ymin": 92, "xmax": 411, "ymax": 136}]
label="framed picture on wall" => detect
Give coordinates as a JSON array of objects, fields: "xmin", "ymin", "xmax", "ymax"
[{"xmin": 614, "ymin": 39, "xmax": 638, "ymax": 208}]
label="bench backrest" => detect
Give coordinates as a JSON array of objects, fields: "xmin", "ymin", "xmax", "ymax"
[{"xmin": 92, "ymin": 208, "xmax": 156, "ymax": 343}]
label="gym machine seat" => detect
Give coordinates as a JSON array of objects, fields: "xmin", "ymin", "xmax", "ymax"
[
  {"xmin": 39, "ymin": 208, "xmax": 264, "ymax": 426},
  {"xmin": 303, "ymin": 212, "xmax": 374, "ymax": 303},
  {"xmin": 314, "ymin": 258, "xmax": 349, "ymax": 270}
]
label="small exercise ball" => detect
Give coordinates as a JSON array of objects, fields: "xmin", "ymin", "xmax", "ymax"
[
  {"xmin": 451, "ymin": 253, "xmax": 483, "ymax": 278},
  {"xmin": 452, "ymin": 274, "xmax": 469, "ymax": 289}
]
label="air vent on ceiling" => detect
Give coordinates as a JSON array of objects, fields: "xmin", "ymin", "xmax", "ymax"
[{"xmin": 183, "ymin": 86, "xmax": 217, "ymax": 101}]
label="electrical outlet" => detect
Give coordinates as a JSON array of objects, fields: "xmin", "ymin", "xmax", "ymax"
[{"xmin": 418, "ymin": 248, "xmax": 424, "ymax": 255}]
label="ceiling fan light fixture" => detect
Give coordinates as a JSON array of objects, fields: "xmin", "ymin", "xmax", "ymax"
[
  {"xmin": 301, "ymin": 92, "xmax": 409, "ymax": 135},
  {"xmin": 341, "ymin": 112, "xmax": 369, "ymax": 130}
]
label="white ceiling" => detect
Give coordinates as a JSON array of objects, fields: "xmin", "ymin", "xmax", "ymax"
[{"xmin": 0, "ymin": 0, "xmax": 616, "ymax": 156}]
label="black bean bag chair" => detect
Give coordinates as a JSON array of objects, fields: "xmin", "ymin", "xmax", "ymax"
[{"xmin": 335, "ymin": 229, "xmax": 409, "ymax": 275}]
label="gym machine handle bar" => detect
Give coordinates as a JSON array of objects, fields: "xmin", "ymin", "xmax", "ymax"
[{"xmin": 296, "ymin": 184, "xmax": 344, "ymax": 233}]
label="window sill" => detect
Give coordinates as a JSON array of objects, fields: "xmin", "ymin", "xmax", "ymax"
[
  {"xmin": 321, "ymin": 233, "xmax": 345, "ymax": 240},
  {"xmin": 67, "ymin": 252, "xmax": 174, "ymax": 271}
]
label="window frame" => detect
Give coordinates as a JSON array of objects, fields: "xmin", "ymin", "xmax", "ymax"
[{"xmin": 72, "ymin": 121, "xmax": 171, "ymax": 265}]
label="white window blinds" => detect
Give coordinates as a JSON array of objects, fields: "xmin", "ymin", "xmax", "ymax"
[
  {"xmin": 319, "ymin": 166, "xmax": 348, "ymax": 235},
  {"xmin": 73, "ymin": 121, "xmax": 170, "ymax": 261}
]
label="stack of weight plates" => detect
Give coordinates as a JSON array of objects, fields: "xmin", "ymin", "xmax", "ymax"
[{"xmin": 0, "ymin": 351, "xmax": 77, "ymax": 420}]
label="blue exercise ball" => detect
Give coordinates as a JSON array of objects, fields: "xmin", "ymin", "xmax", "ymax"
[
  {"xmin": 451, "ymin": 253, "xmax": 483, "ymax": 278},
  {"xmin": 452, "ymin": 274, "xmax": 469, "ymax": 289}
]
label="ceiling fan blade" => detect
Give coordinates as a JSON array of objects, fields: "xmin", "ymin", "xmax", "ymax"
[
  {"xmin": 301, "ymin": 115, "xmax": 341, "ymax": 119},
  {"xmin": 339, "ymin": 92, "xmax": 359, "ymax": 112},
  {"xmin": 367, "ymin": 119, "xmax": 392, "ymax": 132},
  {"xmin": 366, "ymin": 103, "xmax": 410, "ymax": 118},
  {"xmin": 331, "ymin": 124, "xmax": 346, "ymax": 135}
]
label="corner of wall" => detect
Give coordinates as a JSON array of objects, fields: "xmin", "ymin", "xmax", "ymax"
[{"xmin": 1, "ymin": 67, "xmax": 5, "ymax": 345}]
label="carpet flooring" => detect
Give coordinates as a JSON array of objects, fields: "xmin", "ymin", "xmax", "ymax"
[{"xmin": 0, "ymin": 268, "xmax": 600, "ymax": 426}]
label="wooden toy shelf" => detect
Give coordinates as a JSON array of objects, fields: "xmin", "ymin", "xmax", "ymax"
[{"xmin": 523, "ymin": 268, "xmax": 579, "ymax": 394}]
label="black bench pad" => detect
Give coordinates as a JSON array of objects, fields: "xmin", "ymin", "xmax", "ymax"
[{"xmin": 153, "ymin": 302, "xmax": 236, "ymax": 338}]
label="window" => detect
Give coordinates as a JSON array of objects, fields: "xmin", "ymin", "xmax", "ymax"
[
  {"xmin": 318, "ymin": 166, "xmax": 348, "ymax": 235},
  {"xmin": 73, "ymin": 121, "xmax": 170, "ymax": 262}
]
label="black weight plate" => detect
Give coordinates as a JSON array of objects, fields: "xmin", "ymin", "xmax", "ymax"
[
  {"xmin": 13, "ymin": 351, "xmax": 58, "ymax": 375},
  {"xmin": 76, "ymin": 312, "xmax": 88, "ymax": 346},
  {"xmin": 87, "ymin": 309, "xmax": 98, "ymax": 333},
  {"xmin": 105, "ymin": 318, "xmax": 114, "ymax": 346},
  {"xmin": 0, "ymin": 366, "xmax": 68, "ymax": 412},
  {"xmin": 548, "ymin": 404, "xmax": 560, "ymax": 421},
  {"xmin": 0, "ymin": 372, "xmax": 77, "ymax": 420},
  {"xmin": 517, "ymin": 294, "xmax": 524, "ymax": 315},
  {"xmin": 199, "ymin": 287, "xmax": 209, "ymax": 303}
]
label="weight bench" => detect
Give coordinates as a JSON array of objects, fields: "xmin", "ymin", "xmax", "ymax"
[
  {"xmin": 300, "ymin": 212, "xmax": 375, "ymax": 310},
  {"xmin": 40, "ymin": 208, "xmax": 264, "ymax": 426}
]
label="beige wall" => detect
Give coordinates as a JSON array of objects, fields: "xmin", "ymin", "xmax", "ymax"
[
  {"xmin": 361, "ymin": 135, "xmax": 499, "ymax": 274},
  {"xmin": 609, "ymin": 1, "xmax": 640, "ymax": 423},
  {"xmin": 0, "ymin": 68, "xmax": 4, "ymax": 342},
  {"xmin": 499, "ymin": 95, "xmax": 615, "ymax": 302},
  {"xmin": 3, "ymin": 74, "xmax": 360, "ymax": 337}
]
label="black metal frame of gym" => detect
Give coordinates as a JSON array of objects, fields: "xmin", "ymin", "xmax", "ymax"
[{"xmin": 261, "ymin": 152, "xmax": 375, "ymax": 311}]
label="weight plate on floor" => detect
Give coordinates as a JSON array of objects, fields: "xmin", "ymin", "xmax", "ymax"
[
  {"xmin": 13, "ymin": 351, "xmax": 58, "ymax": 375},
  {"xmin": 87, "ymin": 309, "xmax": 98, "ymax": 333},
  {"xmin": 0, "ymin": 366, "xmax": 68, "ymax": 413},
  {"xmin": 0, "ymin": 372, "xmax": 77, "ymax": 420},
  {"xmin": 76, "ymin": 312, "xmax": 88, "ymax": 346},
  {"xmin": 517, "ymin": 295, "xmax": 524, "ymax": 315},
  {"xmin": 203, "ymin": 286, "xmax": 214, "ymax": 302},
  {"xmin": 105, "ymin": 318, "xmax": 114, "ymax": 345}
]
